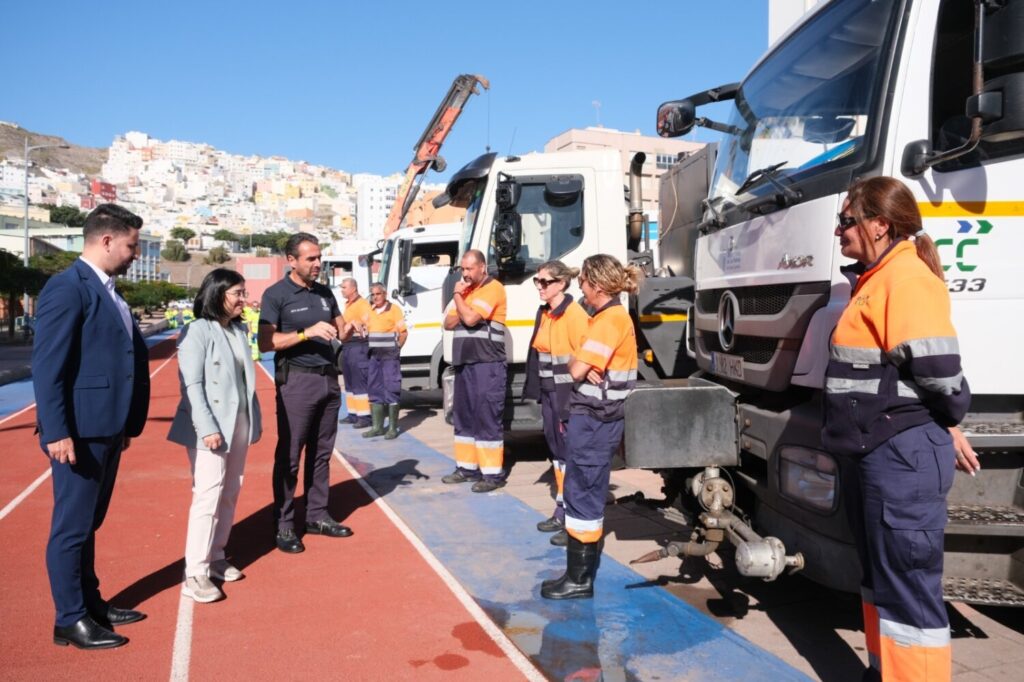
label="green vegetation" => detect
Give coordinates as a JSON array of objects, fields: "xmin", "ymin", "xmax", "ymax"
[
  {"xmin": 117, "ymin": 280, "xmax": 188, "ymax": 315},
  {"xmin": 255, "ymin": 247, "xmax": 270, "ymax": 257},
  {"xmin": 203, "ymin": 246, "xmax": 231, "ymax": 264},
  {"xmin": 249, "ymin": 230, "xmax": 293, "ymax": 253},
  {"xmin": 212, "ymin": 229, "xmax": 239, "ymax": 243},
  {"xmin": 30, "ymin": 250, "xmax": 81, "ymax": 275},
  {"xmin": 41, "ymin": 204, "xmax": 88, "ymax": 227},
  {"xmin": 0, "ymin": 250, "xmax": 47, "ymax": 335},
  {"xmin": 161, "ymin": 239, "xmax": 190, "ymax": 262},
  {"xmin": 170, "ymin": 227, "xmax": 196, "ymax": 242}
]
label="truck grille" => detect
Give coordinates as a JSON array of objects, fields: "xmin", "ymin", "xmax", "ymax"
[
  {"xmin": 696, "ymin": 284, "xmax": 796, "ymax": 316},
  {"xmin": 699, "ymin": 332, "xmax": 778, "ymax": 365}
]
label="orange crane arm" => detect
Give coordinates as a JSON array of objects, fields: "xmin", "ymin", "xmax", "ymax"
[{"xmin": 383, "ymin": 74, "xmax": 489, "ymax": 236}]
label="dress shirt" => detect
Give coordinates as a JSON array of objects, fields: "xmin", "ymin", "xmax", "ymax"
[{"xmin": 79, "ymin": 256, "xmax": 134, "ymax": 337}]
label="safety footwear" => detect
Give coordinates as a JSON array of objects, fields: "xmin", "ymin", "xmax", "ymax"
[
  {"xmin": 549, "ymin": 529, "xmax": 568, "ymax": 546},
  {"xmin": 537, "ymin": 514, "xmax": 564, "ymax": 533},
  {"xmin": 384, "ymin": 404, "xmax": 400, "ymax": 440},
  {"xmin": 340, "ymin": 413, "xmax": 357, "ymax": 425},
  {"xmin": 362, "ymin": 404, "xmax": 386, "ymax": 438},
  {"xmin": 182, "ymin": 575, "xmax": 224, "ymax": 603},
  {"xmin": 210, "ymin": 559, "xmax": 244, "ymax": 582},
  {"xmin": 442, "ymin": 470, "xmax": 479, "ymax": 485},
  {"xmin": 352, "ymin": 415, "xmax": 372, "ymax": 429},
  {"xmin": 541, "ymin": 535, "xmax": 600, "ymax": 600},
  {"xmin": 471, "ymin": 479, "xmax": 506, "ymax": 493}
]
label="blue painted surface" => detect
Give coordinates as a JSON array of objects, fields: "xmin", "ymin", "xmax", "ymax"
[
  {"xmin": 337, "ymin": 426, "xmax": 812, "ymax": 681},
  {"xmin": 0, "ymin": 329, "xmax": 180, "ymax": 420}
]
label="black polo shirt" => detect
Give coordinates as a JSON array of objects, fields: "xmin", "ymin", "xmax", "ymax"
[{"xmin": 259, "ymin": 275, "xmax": 341, "ymax": 367}]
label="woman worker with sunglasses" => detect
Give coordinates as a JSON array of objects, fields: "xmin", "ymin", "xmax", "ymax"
[
  {"xmin": 541, "ymin": 254, "xmax": 642, "ymax": 600},
  {"xmin": 826, "ymin": 176, "xmax": 978, "ymax": 681},
  {"xmin": 523, "ymin": 261, "xmax": 590, "ymax": 547}
]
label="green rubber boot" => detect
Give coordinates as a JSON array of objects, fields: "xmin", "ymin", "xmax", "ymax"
[
  {"xmin": 384, "ymin": 404, "xmax": 400, "ymax": 440},
  {"xmin": 362, "ymin": 403, "xmax": 386, "ymax": 438}
]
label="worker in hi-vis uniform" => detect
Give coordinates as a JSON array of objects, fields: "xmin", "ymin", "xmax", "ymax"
[
  {"xmin": 338, "ymin": 277, "xmax": 372, "ymax": 429},
  {"xmin": 358, "ymin": 283, "xmax": 407, "ymax": 440},
  {"xmin": 441, "ymin": 249, "xmax": 508, "ymax": 494}
]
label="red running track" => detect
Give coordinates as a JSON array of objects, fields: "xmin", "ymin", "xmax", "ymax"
[{"xmin": 0, "ymin": 338, "xmax": 530, "ymax": 680}]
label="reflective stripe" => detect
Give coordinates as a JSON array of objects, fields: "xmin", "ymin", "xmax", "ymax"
[
  {"xmin": 606, "ymin": 369, "xmax": 637, "ymax": 382},
  {"xmin": 578, "ymin": 383, "xmax": 603, "ymax": 399},
  {"xmin": 897, "ymin": 380, "xmax": 924, "ymax": 400},
  {"xmin": 564, "ymin": 515, "xmax": 603, "ymax": 531},
  {"xmin": 831, "ymin": 345, "xmax": 885, "ymax": 365},
  {"xmin": 914, "ymin": 372, "xmax": 964, "ymax": 396},
  {"xmin": 888, "ymin": 336, "xmax": 961, "ymax": 364},
  {"xmin": 480, "ymin": 466, "xmax": 503, "ymax": 475},
  {"xmin": 471, "ymin": 298, "xmax": 494, "ymax": 315},
  {"xmin": 476, "ymin": 440, "xmax": 503, "ymax": 450},
  {"xmin": 581, "ymin": 338, "xmax": 613, "ymax": 359},
  {"xmin": 553, "ymin": 374, "xmax": 575, "ymax": 384},
  {"xmin": 538, "ymin": 369, "xmax": 554, "ymax": 378},
  {"xmin": 551, "ymin": 354, "xmax": 572, "ymax": 364},
  {"xmin": 825, "ymin": 377, "xmax": 880, "ymax": 394},
  {"xmin": 456, "ymin": 461, "xmax": 479, "ymax": 470},
  {"xmin": 455, "ymin": 435, "xmax": 476, "ymax": 445},
  {"xmin": 879, "ymin": 619, "xmax": 951, "ymax": 648},
  {"xmin": 539, "ymin": 352, "xmax": 553, "ymax": 362},
  {"xmin": 606, "ymin": 388, "xmax": 632, "ymax": 400}
]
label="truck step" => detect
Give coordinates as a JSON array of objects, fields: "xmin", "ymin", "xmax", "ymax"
[
  {"xmin": 960, "ymin": 419, "xmax": 1024, "ymax": 449},
  {"xmin": 943, "ymin": 576, "xmax": 1024, "ymax": 607},
  {"xmin": 946, "ymin": 504, "xmax": 1024, "ymax": 537}
]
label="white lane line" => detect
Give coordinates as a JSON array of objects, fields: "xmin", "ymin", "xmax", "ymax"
[
  {"xmin": 0, "ymin": 469, "xmax": 51, "ymax": 521},
  {"xmin": 169, "ymin": 595, "xmax": 194, "ymax": 681},
  {"xmin": 0, "ymin": 403, "xmax": 36, "ymax": 427},
  {"xmin": 332, "ymin": 449, "xmax": 546, "ymax": 682},
  {"xmin": 0, "ymin": 347, "xmax": 178, "ymax": 522}
]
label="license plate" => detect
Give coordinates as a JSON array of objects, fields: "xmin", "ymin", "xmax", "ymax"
[{"xmin": 711, "ymin": 352, "xmax": 744, "ymax": 381}]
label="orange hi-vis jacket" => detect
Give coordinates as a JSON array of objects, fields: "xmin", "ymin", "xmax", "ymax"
[
  {"xmin": 342, "ymin": 297, "xmax": 372, "ymax": 345},
  {"xmin": 366, "ymin": 302, "xmax": 406, "ymax": 358},
  {"xmin": 569, "ymin": 299, "xmax": 637, "ymax": 422},
  {"xmin": 823, "ymin": 240, "xmax": 970, "ymax": 456},
  {"xmin": 447, "ymin": 277, "xmax": 507, "ymax": 365},
  {"xmin": 524, "ymin": 295, "xmax": 589, "ymax": 421}
]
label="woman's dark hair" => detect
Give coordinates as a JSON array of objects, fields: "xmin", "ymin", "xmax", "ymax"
[{"xmin": 193, "ymin": 268, "xmax": 245, "ymax": 326}]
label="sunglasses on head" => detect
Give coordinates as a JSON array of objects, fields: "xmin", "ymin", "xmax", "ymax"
[
  {"xmin": 533, "ymin": 276, "xmax": 559, "ymax": 288},
  {"xmin": 836, "ymin": 213, "xmax": 859, "ymax": 231}
]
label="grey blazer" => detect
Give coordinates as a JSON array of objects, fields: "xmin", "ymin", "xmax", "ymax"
[{"xmin": 167, "ymin": 319, "xmax": 262, "ymax": 451}]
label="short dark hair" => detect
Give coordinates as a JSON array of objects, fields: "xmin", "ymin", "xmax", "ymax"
[
  {"xmin": 284, "ymin": 233, "xmax": 318, "ymax": 259},
  {"xmin": 83, "ymin": 204, "xmax": 143, "ymax": 242},
  {"xmin": 193, "ymin": 268, "xmax": 245, "ymax": 326},
  {"xmin": 463, "ymin": 249, "xmax": 485, "ymax": 265}
]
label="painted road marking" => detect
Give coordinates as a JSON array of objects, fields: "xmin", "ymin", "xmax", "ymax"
[
  {"xmin": 0, "ymin": 342, "xmax": 178, "ymax": 523},
  {"xmin": 170, "ymin": 594, "xmax": 194, "ymax": 682},
  {"xmin": 332, "ymin": 449, "xmax": 546, "ymax": 682}
]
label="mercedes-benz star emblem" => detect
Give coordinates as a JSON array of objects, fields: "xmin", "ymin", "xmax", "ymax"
[{"xmin": 718, "ymin": 290, "xmax": 739, "ymax": 352}]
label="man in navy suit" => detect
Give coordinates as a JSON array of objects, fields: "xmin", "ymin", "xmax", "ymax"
[{"xmin": 33, "ymin": 204, "xmax": 151, "ymax": 649}]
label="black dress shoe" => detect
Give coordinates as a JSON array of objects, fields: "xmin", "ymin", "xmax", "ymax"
[
  {"xmin": 89, "ymin": 604, "xmax": 146, "ymax": 628},
  {"xmin": 305, "ymin": 518, "xmax": 354, "ymax": 538},
  {"xmin": 53, "ymin": 616, "xmax": 127, "ymax": 649},
  {"xmin": 275, "ymin": 528, "xmax": 306, "ymax": 553}
]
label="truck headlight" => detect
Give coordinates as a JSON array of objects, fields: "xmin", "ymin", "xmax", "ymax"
[{"xmin": 778, "ymin": 447, "xmax": 837, "ymax": 512}]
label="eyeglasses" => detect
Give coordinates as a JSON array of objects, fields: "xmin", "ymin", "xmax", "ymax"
[
  {"xmin": 836, "ymin": 213, "xmax": 859, "ymax": 231},
  {"xmin": 532, "ymin": 276, "xmax": 558, "ymax": 289},
  {"xmin": 226, "ymin": 289, "xmax": 248, "ymax": 298}
]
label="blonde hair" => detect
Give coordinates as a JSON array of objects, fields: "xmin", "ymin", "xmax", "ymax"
[
  {"xmin": 538, "ymin": 260, "xmax": 579, "ymax": 293},
  {"xmin": 580, "ymin": 254, "xmax": 643, "ymax": 296}
]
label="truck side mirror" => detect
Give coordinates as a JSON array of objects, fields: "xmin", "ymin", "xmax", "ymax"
[
  {"xmin": 496, "ymin": 178, "xmax": 520, "ymax": 209},
  {"xmin": 397, "ymin": 239, "xmax": 414, "ymax": 296},
  {"xmin": 493, "ymin": 211, "xmax": 522, "ymax": 261},
  {"xmin": 544, "ymin": 177, "xmax": 582, "ymax": 207},
  {"xmin": 656, "ymin": 99, "xmax": 696, "ymax": 138}
]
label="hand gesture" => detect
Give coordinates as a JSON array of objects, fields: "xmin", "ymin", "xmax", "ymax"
[
  {"xmin": 949, "ymin": 426, "xmax": 981, "ymax": 475},
  {"xmin": 305, "ymin": 321, "xmax": 338, "ymax": 341},
  {"xmin": 454, "ymin": 280, "xmax": 469, "ymax": 296},
  {"xmin": 586, "ymin": 368, "xmax": 603, "ymax": 385}
]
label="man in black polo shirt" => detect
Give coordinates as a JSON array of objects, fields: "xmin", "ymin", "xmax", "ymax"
[{"xmin": 259, "ymin": 233, "xmax": 353, "ymax": 553}]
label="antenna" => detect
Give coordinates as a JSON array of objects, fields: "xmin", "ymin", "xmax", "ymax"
[
  {"xmin": 507, "ymin": 127, "xmax": 517, "ymax": 155},
  {"xmin": 592, "ymin": 100, "xmax": 602, "ymax": 126},
  {"xmin": 486, "ymin": 88, "xmax": 491, "ymax": 153}
]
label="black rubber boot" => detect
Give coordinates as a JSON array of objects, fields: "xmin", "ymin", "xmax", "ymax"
[
  {"xmin": 362, "ymin": 404, "xmax": 386, "ymax": 438},
  {"xmin": 384, "ymin": 404, "xmax": 400, "ymax": 440},
  {"xmin": 540, "ymin": 535, "xmax": 599, "ymax": 600}
]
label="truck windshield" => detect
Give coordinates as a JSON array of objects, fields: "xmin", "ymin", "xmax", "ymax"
[
  {"xmin": 377, "ymin": 239, "xmax": 394, "ymax": 286},
  {"xmin": 708, "ymin": 0, "xmax": 900, "ymax": 221}
]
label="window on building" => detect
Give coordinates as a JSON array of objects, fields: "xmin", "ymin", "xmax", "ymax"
[{"xmin": 656, "ymin": 153, "xmax": 678, "ymax": 170}]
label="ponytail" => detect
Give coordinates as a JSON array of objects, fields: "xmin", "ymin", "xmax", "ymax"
[{"xmin": 913, "ymin": 233, "xmax": 945, "ymax": 280}]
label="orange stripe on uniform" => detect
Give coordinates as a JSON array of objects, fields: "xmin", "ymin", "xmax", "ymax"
[
  {"xmin": 476, "ymin": 441, "xmax": 504, "ymax": 473},
  {"xmin": 454, "ymin": 438, "xmax": 477, "ymax": 466}
]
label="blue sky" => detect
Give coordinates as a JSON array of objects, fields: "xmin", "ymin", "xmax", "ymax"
[{"xmin": 6, "ymin": 1, "xmax": 768, "ymax": 178}]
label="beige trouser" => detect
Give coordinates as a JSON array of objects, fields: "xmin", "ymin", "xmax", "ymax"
[{"xmin": 184, "ymin": 410, "xmax": 249, "ymax": 578}]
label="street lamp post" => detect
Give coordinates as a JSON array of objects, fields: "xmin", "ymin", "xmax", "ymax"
[{"xmin": 23, "ymin": 137, "xmax": 70, "ymax": 324}]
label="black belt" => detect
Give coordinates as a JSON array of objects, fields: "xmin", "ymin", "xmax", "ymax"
[{"xmin": 288, "ymin": 363, "xmax": 337, "ymax": 376}]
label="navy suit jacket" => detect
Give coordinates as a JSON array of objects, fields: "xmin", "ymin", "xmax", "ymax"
[{"xmin": 33, "ymin": 259, "xmax": 150, "ymax": 443}]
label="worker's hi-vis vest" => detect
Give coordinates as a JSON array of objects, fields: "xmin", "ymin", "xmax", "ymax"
[
  {"xmin": 343, "ymin": 297, "xmax": 372, "ymax": 345},
  {"xmin": 449, "ymin": 277, "xmax": 507, "ymax": 366},
  {"xmin": 524, "ymin": 295, "xmax": 590, "ymax": 423},
  {"xmin": 569, "ymin": 300, "xmax": 638, "ymax": 422},
  {"xmin": 366, "ymin": 302, "xmax": 405, "ymax": 359},
  {"xmin": 823, "ymin": 240, "xmax": 971, "ymax": 457}
]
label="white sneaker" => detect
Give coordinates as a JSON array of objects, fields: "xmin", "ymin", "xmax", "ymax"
[
  {"xmin": 182, "ymin": 575, "xmax": 224, "ymax": 603},
  {"xmin": 210, "ymin": 559, "xmax": 244, "ymax": 582}
]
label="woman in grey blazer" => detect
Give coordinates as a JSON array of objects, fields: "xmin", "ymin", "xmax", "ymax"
[{"xmin": 168, "ymin": 269, "xmax": 262, "ymax": 603}]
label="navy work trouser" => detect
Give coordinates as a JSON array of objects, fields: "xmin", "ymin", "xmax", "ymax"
[
  {"xmin": 46, "ymin": 434, "xmax": 123, "ymax": 627},
  {"xmin": 368, "ymin": 354, "xmax": 401, "ymax": 405},
  {"xmin": 342, "ymin": 341, "xmax": 370, "ymax": 417},
  {"xmin": 541, "ymin": 389, "xmax": 567, "ymax": 517},
  {"xmin": 844, "ymin": 420, "xmax": 955, "ymax": 680},
  {"xmin": 452, "ymin": 361, "xmax": 506, "ymax": 482},
  {"xmin": 273, "ymin": 370, "xmax": 341, "ymax": 532},
  {"xmin": 563, "ymin": 413, "xmax": 623, "ymax": 544}
]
